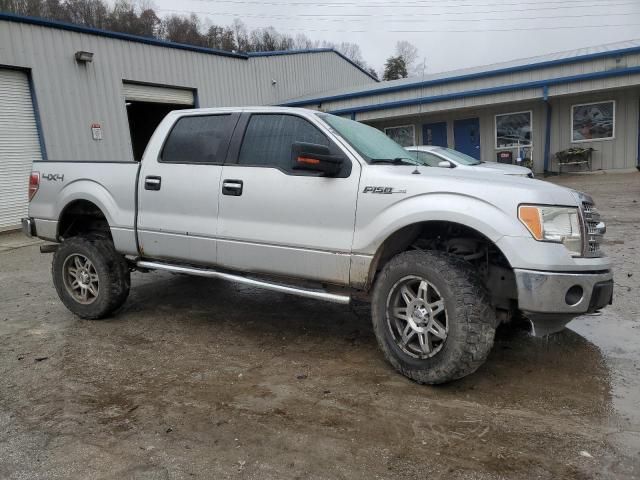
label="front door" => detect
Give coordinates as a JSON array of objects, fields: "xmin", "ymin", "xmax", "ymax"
[
  {"xmin": 454, "ymin": 118, "xmax": 481, "ymax": 159},
  {"xmin": 137, "ymin": 112, "xmax": 239, "ymax": 264},
  {"xmin": 217, "ymin": 112, "xmax": 360, "ymax": 285},
  {"xmin": 422, "ymin": 122, "xmax": 447, "ymax": 147}
]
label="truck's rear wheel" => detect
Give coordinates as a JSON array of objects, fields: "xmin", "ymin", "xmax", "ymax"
[
  {"xmin": 52, "ymin": 235, "xmax": 130, "ymax": 319},
  {"xmin": 371, "ymin": 250, "xmax": 495, "ymax": 384}
]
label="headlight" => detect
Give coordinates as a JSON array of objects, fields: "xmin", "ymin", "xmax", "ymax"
[{"xmin": 518, "ymin": 205, "xmax": 582, "ymax": 256}]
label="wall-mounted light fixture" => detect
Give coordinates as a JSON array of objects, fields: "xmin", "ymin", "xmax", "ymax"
[{"xmin": 75, "ymin": 51, "xmax": 94, "ymax": 63}]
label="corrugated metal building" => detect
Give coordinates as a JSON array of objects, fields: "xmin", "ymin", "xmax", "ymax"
[
  {"xmin": 0, "ymin": 13, "xmax": 376, "ymax": 230},
  {"xmin": 284, "ymin": 40, "xmax": 640, "ymax": 175}
]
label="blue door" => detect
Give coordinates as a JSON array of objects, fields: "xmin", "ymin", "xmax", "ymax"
[
  {"xmin": 422, "ymin": 122, "xmax": 447, "ymax": 147},
  {"xmin": 454, "ymin": 118, "xmax": 481, "ymax": 159}
]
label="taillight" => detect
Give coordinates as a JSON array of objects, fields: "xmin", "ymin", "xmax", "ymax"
[{"xmin": 29, "ymin": 171, "xmax": 40, "ymax": 201}]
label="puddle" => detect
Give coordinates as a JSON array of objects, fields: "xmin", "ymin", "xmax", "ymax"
[{"xmin": 569, "ymin": 312, "xmax": 640, "ymax": 457}]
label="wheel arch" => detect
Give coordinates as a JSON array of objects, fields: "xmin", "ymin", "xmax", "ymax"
[
  {"xmin": 57, "ymin": 198, "xmax": 112, "ymax": 240},
  {"xmin": 363, "ymin": 220, "xmax": 513, "ymax": 290}
]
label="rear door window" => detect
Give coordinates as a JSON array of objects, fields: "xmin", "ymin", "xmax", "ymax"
[{"xmin": 161, "ymin": 114, "xmax": 236, "ymax": 164}]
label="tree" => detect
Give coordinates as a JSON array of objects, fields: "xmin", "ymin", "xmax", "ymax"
[
  {"xmin": 232, "ymin": 19, "xmax": 250, "ymax": 51},
  {"xmin": 0, "ymin": 0, "xmax": 376, "ymax": 70},
  {"xmin": 395, "ymin": 40, "xmax": 422, "ymax": 77},
  {"xmin": 161, "ymin": 14, "xmax": 206, "ymax": 47},
  {"xmin": 204, "ymin": 24, "xmax": 236, "ymax": 51},
  {"xmin": 109, "ymin": 1, "xmax": 158, "ymax": 37},
  {"xmin": 137, "ymin": 8, "xmax": 160, "ymax": 37},
  {"xmin": 382, "ymin": 55, "xmax": 407, "ymax": 81},
  {"xmin": 293, "ymin": 33, "xmax": 316, "ymax": 50},
  {"xmin": 64, "ymin": 0, "xmax": 109, "ymax": 28},
  {"xmin": 366, "ymin": 67, "xmax": 379, "ymax": 81}
]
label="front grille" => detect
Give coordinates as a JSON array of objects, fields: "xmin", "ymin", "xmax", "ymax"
[{"xmin": 582, "ymin": 201, "xmax": 603, "ymax": 257}]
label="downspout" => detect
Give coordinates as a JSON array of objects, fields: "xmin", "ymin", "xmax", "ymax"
[
  {"xmin": 637, "ymin": 97, "xmax": 640, "ymax": 170},
  {"xmin": 543, "ymin": 85, "xmax": 552, "ymax": 174}
]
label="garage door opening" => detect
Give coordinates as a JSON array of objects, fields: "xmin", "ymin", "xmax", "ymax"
[
  {"xmin": 126, "ymin": 101, "xmax": 190, "ymax": 161},
  {"xmin": 123, "ymin": 82, "xmax": 195, "ymax": 161}
]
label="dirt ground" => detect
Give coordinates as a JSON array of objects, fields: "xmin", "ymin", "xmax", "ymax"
[{"xmin": 1, "ymin": 172, "xmax": 639, "ymax": 479}]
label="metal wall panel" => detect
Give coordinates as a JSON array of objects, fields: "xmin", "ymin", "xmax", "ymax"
[
  {"xmin": 550, "ymin": 88, "xmax": 640, "ymax": 171},
  {"xmin": 0, "ymin": 20, "xmax": 374, "ymax": 162},
  {"xmin": 367, "ymin": 88, "xmax": 640, "ymax": 174},
  {"xmin": 302, "ymin": 54, "xmax": 640, "ymax": 124},
  {"xmin": 0, "ymin": 69, "xmax": 43, "ymax": 230}
]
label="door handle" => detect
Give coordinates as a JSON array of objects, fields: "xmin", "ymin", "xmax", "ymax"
[
  {"xmin": 222, "ymin": 179, "xmax": 243, "ymax": 196},
  {"xmin": 144, "ymin": 176, "xmax": 161, "ymax": 191}
]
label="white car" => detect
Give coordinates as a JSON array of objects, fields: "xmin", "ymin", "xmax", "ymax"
[{"xmin": 405, "ymin": 145, "xmax": 534, "ymax": 178}]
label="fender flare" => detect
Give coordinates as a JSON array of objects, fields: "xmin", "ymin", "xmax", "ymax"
[
  {"xmin": 351, "ymin": 193, "xmax": 528, "ymax": 288},
  {"xmin": 55, "ymin": 179, "xmax": 121, "ymax": 236},
  {"xmin": 354, "ymin": 192, "xmax": 527, "ymax": 256}
]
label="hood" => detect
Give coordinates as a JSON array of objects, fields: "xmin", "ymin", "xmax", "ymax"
[
  {"xmin": 363, "ymin": 164, "xmax": 579, "ymax": 211},
  {"xmin": 476, "ymin": 161, "xmax": 533, "ymax": 175}
]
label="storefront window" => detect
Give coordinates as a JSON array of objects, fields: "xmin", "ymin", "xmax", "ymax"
[
  {"xmin": 384, "ymin": 124, "xmax": 415, "ymax": 147},
  {"xmin": 495, "ymin": 111, "xmax": 532, "ymax": 148},
  {"xmin": 571, "ymin": 101, "xmax": 615, "ymax": 142}
]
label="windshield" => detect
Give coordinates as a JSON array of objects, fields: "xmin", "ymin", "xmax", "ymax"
[
  {"xmin": 432, "ymin": 147, "xmax": 482, "ymax": 166},
  {"xmin": 317, "ymin": 113, "xmax": 416, "ymax": 164}
]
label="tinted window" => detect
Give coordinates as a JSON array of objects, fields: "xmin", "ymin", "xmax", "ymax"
[
  {"xmin": 238, "ymin": 114, "xmax": 329, "ymax": 171},
  {"xmin": 162, "ymin": 114, "xmax": 234, "ymax": 163}
]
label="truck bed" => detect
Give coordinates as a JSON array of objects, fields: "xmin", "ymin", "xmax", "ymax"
[{"xmin": 29, "ymin": 161, "xmax": 141, "ymax": 255}]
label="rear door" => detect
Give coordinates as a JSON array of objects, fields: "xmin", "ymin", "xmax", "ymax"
[
  {"xmin": 216, "ymin": 112, "xmax": 360, "ymax": 285},
  {"xmin": 137, "ymin": 112, "xmax": 239, "ymax": 264}
]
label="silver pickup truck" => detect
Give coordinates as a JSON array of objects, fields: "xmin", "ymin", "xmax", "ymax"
[{"xmin": 22, "ymin": 107, "xmax": 613, "ymax": 384}]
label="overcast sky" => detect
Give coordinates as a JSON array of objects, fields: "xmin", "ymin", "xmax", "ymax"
[{"xmin": 150, "ymin": 0, "xmax": 640, "ymax": 75}]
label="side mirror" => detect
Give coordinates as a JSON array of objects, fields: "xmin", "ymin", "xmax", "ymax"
[
  {"xmin": 438, "ymin": 160, "xmax": 453, "ymax": 168},
  {"xmin": 291, "ymin": 142, "xmax": 344, "ymax": 176}
]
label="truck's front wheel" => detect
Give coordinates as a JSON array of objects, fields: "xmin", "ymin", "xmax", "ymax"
[
  {"xmin": 52, "ymin": 235, "xmax": 130, "ymax": 319},
  {"xmin": 371, "ymin": 250, "xmax": 495, "ymax": 384}
]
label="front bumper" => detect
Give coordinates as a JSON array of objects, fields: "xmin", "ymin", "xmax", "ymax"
[
  {"xmin": 514, "ymin": 268, "xmax": 613, "ymax": 336},
  {"xmin": 514, "ymin": 268, "xmax": 613, "ymax": 314}
]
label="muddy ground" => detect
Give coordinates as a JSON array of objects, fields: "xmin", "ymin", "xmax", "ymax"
[{"xmin": 1, "ymin": 172, "xmax": 639, "ymax": 479}]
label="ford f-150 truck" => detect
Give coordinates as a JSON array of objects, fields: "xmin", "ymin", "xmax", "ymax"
[{"xmin": 22, "ymin": 107, "xmax": 613, "ymax": 384}]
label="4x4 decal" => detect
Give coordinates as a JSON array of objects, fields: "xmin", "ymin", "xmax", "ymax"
[{"xmin": 42, "ymin": 173, "xmax": 65, "ymax": 182}]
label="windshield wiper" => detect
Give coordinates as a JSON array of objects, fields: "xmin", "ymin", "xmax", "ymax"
[{"xmin": 369, "ymin": 157, "xmax": 417, "ymax": 165}]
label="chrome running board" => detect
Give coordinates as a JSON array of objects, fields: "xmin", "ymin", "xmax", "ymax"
[{"xmin": 136, "ymin": 260, "xmax": 351, "ymax": 305}]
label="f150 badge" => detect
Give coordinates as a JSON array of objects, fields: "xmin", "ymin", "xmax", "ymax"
[
  {"xmin": 42, "ymin": 173, "xmax": 65, "ymax": 182},
  {"xmin": 363, "ymin": 186, "xmax": 406, "ymax": 194}
]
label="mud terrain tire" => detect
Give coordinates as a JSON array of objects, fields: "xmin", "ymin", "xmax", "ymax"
[
  {"xmin": 52, "ymin": 235, "xmax": 130, "ymax": 319},
  {"xmin": 371, "ymin": 250, "xmax": 495, "ymax": 384}
]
